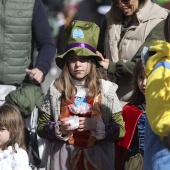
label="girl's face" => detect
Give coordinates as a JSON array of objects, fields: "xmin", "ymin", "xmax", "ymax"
[
  {"xmin": 68, "ymin": 53, "xmax": 92, "ymax": 81},
  {"xmin": 138, "ymin": 72, "xmax": 147, "ymax": 95},
  {"xmin": 115, "ymin": 0, "xmax": 139, "ymax": 16},
  {"xmin": 0, "ymin": 126, "xmax": 10, "ymax": 148}
]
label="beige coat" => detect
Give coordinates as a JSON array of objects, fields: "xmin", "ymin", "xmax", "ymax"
[{"xmin": 104, "ymin": 0, "xmax": 168, "ymax": 102}]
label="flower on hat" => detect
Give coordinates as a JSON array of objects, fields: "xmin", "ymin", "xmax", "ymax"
[{"xmin": 73, "ymin": 29, "xmax": 84, "ymax": 39}]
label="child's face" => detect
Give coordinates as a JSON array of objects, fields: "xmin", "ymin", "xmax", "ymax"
[
  {"xmin": 0, "ymin": 126, "xmax": 10, "ymax": 148},
  {"xmin": 138, "ymin": 72, "xmax": 147, "ymax": 95},
  {"xmin": 68, "ymin": 52, "xmax": 92, "ymax": 80}
]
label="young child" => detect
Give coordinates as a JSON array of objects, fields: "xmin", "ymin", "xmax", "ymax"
[
  {"xmin": 115, "ymin": 60, "xmax": 146, "ymax": 170},
  {"xmin": 0, "ymin": 103, "xmax": 31, "ymax": 170},
  {"xmin": 37, "ymin": 20, "xmax": 125, "ymax": 170}
]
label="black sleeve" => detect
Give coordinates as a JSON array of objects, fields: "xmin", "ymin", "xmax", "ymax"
[
  {"xmin": 97, "ymin": 17, "xmax": 107, "ymax": 58},
  {"xmin": 32, "ymin": 0, "xmax": 56, "ymax": 75}
]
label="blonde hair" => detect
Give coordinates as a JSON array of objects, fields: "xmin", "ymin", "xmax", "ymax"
[
  {"xmin": 0, "ymin": 103, "xmax": 26, "ymax": 152},
  {"xmin": 55, "ymin": 56, "xmax": 107, "ymax": 102}
]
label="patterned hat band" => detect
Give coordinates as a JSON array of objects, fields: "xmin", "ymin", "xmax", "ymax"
[{"xmin": 65, "ymin": 43, "xmax": 96, "ymax": 53}]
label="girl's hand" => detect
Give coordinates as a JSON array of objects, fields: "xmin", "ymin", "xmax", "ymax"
[
  {"xmin": 78, "ymin": 117, "xmax": 97, "ymax": 131},
  {"xmin": 96, "ymin": 51, "xmax": 110, "ymax": 70},
  {"xmin": 60, "ymin": 120, "xmax": 74, "ymax": 135}
]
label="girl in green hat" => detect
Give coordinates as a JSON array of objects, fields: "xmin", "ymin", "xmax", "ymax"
[{"xmin": 37, "ymin": 20, "xmax": 125, "ymax": 170}]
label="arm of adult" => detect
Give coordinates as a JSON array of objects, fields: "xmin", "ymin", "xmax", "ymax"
[
  {"xmin": 101, "ymin": 20, "xmax": 166, "ymax": 78},
  {"xmin": 25, "ymin": 68, "xmax": 44, "ymax": 84},
  {"xmin": 25, "ymin": 0, "xmax": 56, "ymax": 84}
]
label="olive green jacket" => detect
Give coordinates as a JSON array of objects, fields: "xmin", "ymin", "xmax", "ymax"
[{"xmin": 6, "ymin": 83, "xmax": 44, "ymax": 117}]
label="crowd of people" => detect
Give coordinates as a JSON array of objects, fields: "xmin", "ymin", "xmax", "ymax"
[{"xmin": 0, "ymin": 0, "xmax": 170, "ymax": 170}]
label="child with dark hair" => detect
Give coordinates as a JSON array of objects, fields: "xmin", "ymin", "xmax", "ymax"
[
  {"xmin": 115, "ymin": 59, "xmax": 146, "ymax": 170},
  {"xmin": 0, "ymin": 104, "xmax": 31, "ymax": 170}
]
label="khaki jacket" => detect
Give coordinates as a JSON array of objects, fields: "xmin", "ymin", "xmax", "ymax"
[
  {"xmin": 105, "ymin": 0, "xmax": 168, "ymax": 62},
  {"xmin": 104, "ymin": 0, "xmax": 168, "ymax": 102}
]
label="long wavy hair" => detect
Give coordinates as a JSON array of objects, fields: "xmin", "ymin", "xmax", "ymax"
[
  {"xmin": 55, "ymin": 53, "xmax": 107, "ymax": 103},
  {"xmin": 127, "ymin": 59, "xmax": 145, "ymax": 106},
  {"xmin": 0, "ymin": 103, "xmax": 26, "ymax": 152}
]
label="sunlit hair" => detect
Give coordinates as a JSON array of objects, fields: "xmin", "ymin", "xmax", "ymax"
[
  {"xmin": 55, "ymin": 52, "xmax": 107, "ymax": 103},
  {"xmin": 0, "ymin": 103, "xmax": 26, "ymax": 152},
  {"xmin": 127, "ymin": 59, "xmax": 145, "ymax": 105},
  {"xmin": 164, "ymin": 13, "xmax": 170, "ymax": 42}
]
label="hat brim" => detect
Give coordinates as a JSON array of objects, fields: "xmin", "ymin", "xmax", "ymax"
[{"xmin": 55, "ymin": 47, "xmax": 102, "ymax": 69}]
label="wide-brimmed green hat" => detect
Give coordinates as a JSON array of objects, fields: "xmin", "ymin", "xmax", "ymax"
[{"xmin": 55, "ymin": 20, "xmax": 102, "ymax": 69}]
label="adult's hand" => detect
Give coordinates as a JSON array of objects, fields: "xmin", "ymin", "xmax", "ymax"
[
  {"xmin": 25, "ymin": 68, "xmax": 45, "ymax": 84},
  {"xmin": 96, "ymin": 51, "xmax": 110, "ymax": 70}
]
